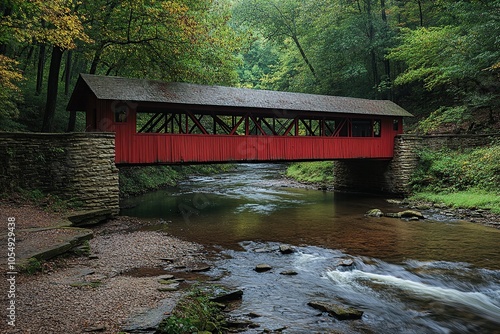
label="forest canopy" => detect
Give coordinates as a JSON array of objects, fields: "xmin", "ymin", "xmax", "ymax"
[{"xmin": 1, "ymin": 0, "xmax": 498, "ymax": 133}]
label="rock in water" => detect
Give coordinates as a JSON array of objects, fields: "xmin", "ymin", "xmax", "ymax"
[
  {"xmin": 279, "ymin": 244, "xmax": 295, "ymax": 254},
  {"xmin": 337, "ymin": 259, "xmax": 354, "ymax": 267},
  {"xmin": 308, "ymin": 301, "xmax": 363, "ymax": 320},
  {"xmin": 210, "ymin": 289, "xmax": 243, "ymax": 303},
  {"xmin": 280, "ymin": 270, "xmax": 298, "ymax": 276},
  {"xmin": 385, "ymin": 210, "xmax": 425, "ymax": 219},
  {"xmin": 366, "ymin": 209, "xmax": 383, "ymax": 217},
  {"xmin": 398, "ymin": 210, "xmax": 425, "ymax": 219},
  {"xmin": 255, "ymin": 264, "xmax": 272, "ymax": 272}
]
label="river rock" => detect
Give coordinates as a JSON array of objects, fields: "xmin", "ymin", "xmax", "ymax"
[
  {"xmin": 255, "ymin": 264, "xmax": 272, "ymax": 272},
  {"xmin": 307, "ymin": 301, "xmax": 363, "ymax": 320},
  {"xmin": 337, "ymin": 259, "xmax": 354, "ymax": 267},
  {"xmin": 366, "ymin": 209, "xmax": 383, "ymax": 217},
  {"xmin": 385, "ymin": 210, "xmax": 425, "ymax": 219},
  {"xmin": 209, "ymin": 289, "xmax": 243, "ymax": 303},
  {"xmin": 280, "ymin": 270, "xmax": 298, "ymax": 276},
  {"xmin": 157, "ymin": 284, "xmax": 180, "ymax": 292},
  {"xmin": 279, "ymin": 244, "xmax": 295, "ymax": 254},
  {"xmin": 398, "ymin": 210, "xmax": 425, "ymax": 219},
  {"xmin": 190, "ymin": 265, "xmax": 211, "ymax": 272}
]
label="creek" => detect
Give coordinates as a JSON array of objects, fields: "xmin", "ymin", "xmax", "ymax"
[{"xmin": 121, "ymin": 163, "xmax": 500, "ymax": 333}]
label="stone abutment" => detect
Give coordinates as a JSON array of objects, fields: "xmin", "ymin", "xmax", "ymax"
[
  {"xmin": 0, "ymin": 132, "xmax": 119, "ymax": 214},
  {"xmin": 333, "ymin": 133, "xmax": 499, "ymax": 195}
]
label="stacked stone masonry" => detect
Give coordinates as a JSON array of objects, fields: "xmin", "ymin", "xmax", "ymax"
[
  {"xmin": 334, "ymin": 133, "xmax": 499, "ymax": 195},
  {"xmin": 0, "ymin": 132, "xmax": 119, "ymax": 214}
]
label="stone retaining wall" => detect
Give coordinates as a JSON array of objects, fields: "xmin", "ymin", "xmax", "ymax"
[
  {"xmin": 333, "ymin": 133, "xmax": 499, "ymax": 195},
  {"xmin": 0, "ymin": 132, "xmax": 119, "ymax": 214}
]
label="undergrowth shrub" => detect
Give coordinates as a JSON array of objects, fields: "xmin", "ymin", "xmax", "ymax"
[
  {"xmin": 286, "ymin": 161, "xmax": 334, "ymax": 184},
  {"xmin": 411, "ymin": 143, "xmax": 500, "ymax": 193},
  {"xmin": 157, "ymin": 286, "xmax": 226, "ymax": 334}
]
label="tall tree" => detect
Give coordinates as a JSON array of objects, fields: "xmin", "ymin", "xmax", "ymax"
[{"xmin": 234, "ymin": 0, "xmax": 316, "ymax": 79}]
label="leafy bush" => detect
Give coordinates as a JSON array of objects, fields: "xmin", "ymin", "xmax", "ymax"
[
  {"xmin": 411, "ymin": 143, "xmax": 500, "ymax": 193},
  {"xmin": 286, "ymin": 161, "xmax": 334, "ymax": 184},
  {"xmin": 416, "ymin": 106, "xmax": 471, "ymax": 134}
]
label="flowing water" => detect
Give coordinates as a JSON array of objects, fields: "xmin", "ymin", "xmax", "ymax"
[{"xmin": 121, "ymin": 163, "xmax": 500, "ymax": 333}]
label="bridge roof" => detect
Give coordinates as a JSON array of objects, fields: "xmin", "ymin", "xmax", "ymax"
[{"xmin": 68, "ymin": 74, "xmax": 413, "ymax": 117}]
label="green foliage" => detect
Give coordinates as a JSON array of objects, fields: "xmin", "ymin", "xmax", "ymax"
[
  {"xmin": 157, "ymin": 286, "xmax": 226, "ymax": 334},
  {"xmin": 21, "ymin": 257, "xmax": 43, "ymax": 275},
  {"xmin": 410, "ymin": 191, "xmax": 500, "ymax": 214},
  {"xmin": 1, "ymin": 0, "xmax": 243, "ymax": 133},
  {"xmin": 416, "ymin": 106, "xmax": 470, "ymax": 134},
  {"xmin": 411, "ymin": 144, "xmax": 500, "ymax": 193},
  {"xmin": 286, "ymin": 161, "xmax": 334, "ymax": 185},
  {"xmin": 17, "ymin": 188, "xmax": 82, "ymax": 212},
  {"xmin": 119, "ymin": 164, "xmax": 234, "ymax": 197},
  {"xmin": 387, "ymin": 0, "xmax": 500, "ymax": 112}
]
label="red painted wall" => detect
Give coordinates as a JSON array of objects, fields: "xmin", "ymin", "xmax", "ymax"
[
  {"xmin": 114, "ymin": 119, "xmax": 401, "ymax": 164},
  {"xmin": 88, "ymin": 100, "xmax": 403, "ymax": 164}
]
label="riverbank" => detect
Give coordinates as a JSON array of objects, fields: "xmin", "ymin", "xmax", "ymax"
[
  {"xmin": 285, "ymin": 159, "xmax": 500, "ymax": 228},
  {"xmin": 0, "ymin": 204, "xmax": 213, "ymax": 334}
]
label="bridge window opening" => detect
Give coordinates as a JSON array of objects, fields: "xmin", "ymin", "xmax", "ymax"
[
  {"xmin": 393, "ymin": 119, "xmax": 399, "ymax": 131},
  {"xmin": 114, "ymin": 104, "xmax": 128, "ymax": 123},
  {"xmin": 373, "ymin": 119, "xmax": 381, "ymax": 137},
  {"xmin": 136, "ymin": 111, "xmax": 384, "ymax": 139},
  {"xmin": 352, "ymin": 119, "xmax": 372, "ymax": 137}
]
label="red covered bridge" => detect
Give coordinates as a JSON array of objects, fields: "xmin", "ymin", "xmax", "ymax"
[{"xmin": 67, "ymin": 74, "xmax": 413, "ymax": 165}]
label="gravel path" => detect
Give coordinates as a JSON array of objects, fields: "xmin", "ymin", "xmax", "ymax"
[{"xmin": 0, "ymin": 215, "xmax": 208, "ymax": 334}]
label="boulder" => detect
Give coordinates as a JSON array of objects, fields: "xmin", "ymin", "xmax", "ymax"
[
  {"xmin": 280, "ymin": 270, "xmax": 298, "ymax": 276},
  {"xmin": 397, "ymin": 210, "xmax": 425, "ymax": 219},
  {"xmin": 209, "ymin": 289, "xmax": 243, "ymax": 303},
  {"xmin": 308, "ymin": 301, "xmax": 363, "ymax": 320},
  {"xmin": 384, "ymin": 210, "xmax": 425, "ymax": 220},
  {"xmin": 255, "ymin": 264, "xmax": 272, "ymax": 272},
  {"xmin": 366, "ymin": 209, "xmax": 383, "ymax": 217},
  {"xmin": 279, "ymin": 245, "xmax": 295, "ymax": 254},
  {"xmin": 337, "ymin": 259, "xmax": 354, "ymax": 267}
]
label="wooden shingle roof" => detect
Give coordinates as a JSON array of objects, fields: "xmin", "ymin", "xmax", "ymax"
[{"xmin": 67, "ymin": 74, "xmax": 413, "ymax": 117}]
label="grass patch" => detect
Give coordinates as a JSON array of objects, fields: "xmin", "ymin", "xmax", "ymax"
[
  {"xmin": 19, "ymin": 257, "xmax": 43, "ymax": 275},
  {"xmin": 411, "ymin": 190, "xmax": 500, "ymax": 214},
  {"xmin": 285, "ymin": 161, "xmax": 334, "ymax": 185},
  {"xmin": 157, "ymin": 285, "xmax": 226, "ymax": 334},
  {"xmin": 411, "ymin": 143, "xmax": 500, "ymax": 193}
]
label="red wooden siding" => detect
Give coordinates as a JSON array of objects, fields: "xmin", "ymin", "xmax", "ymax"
[
  {"xmin": 83, "ymin": 92, "xmax": 404, "ymax": 165},
  {"xmin": 114, "ymin": 117, "xmax": 400, "ymax": 164}
]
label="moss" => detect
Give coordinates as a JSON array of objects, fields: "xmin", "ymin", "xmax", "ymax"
[{"xmin": 285, "ymin": 161, "xmax": 334, "ymax": 185}]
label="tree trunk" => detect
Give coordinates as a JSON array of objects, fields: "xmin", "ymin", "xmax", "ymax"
[
  {"xmin": 0, "ymin": 6, "xmax": 12, "ymax": 54},
  {"xmin": 64, "ymin": 50, "xmax": 72, "ymax": 95},
  {"xmin": 417, "ymin": 0, "xmax": 424, "ymax": 27},
  {"xmin": 291, "ymin": 35, "xmax": 316, "ymax": 78},
  {"xmin": 36, "ymin": 44, "xmax": 46, "ymax": 95},
  {"xmin": 380, "ymin": 0, "xmax": 392, "ymax": 99},
  {"xmin": 42, "ymin": 46, "xmax": 64, "ymax": 132},
  {"xmin": 67, "ymin": 110, "xmax": 77, "ymax": 132},
  {"xmin": 89, "ymin": 43, "xmax": 105, "ymax": 74},
  {"xmin": 366, "ymin": 0, "xmax": 379, "ymax": 87}
]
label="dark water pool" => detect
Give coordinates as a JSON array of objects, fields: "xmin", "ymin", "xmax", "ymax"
[{"xmin": 121, "ymin": 163, "xmax": 500, "ymax": 333}]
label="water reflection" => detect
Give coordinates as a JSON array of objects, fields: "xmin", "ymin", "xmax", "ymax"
[{"xmin": 121, "ymin": 163, "xmax": 500, "ymax": 333}]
